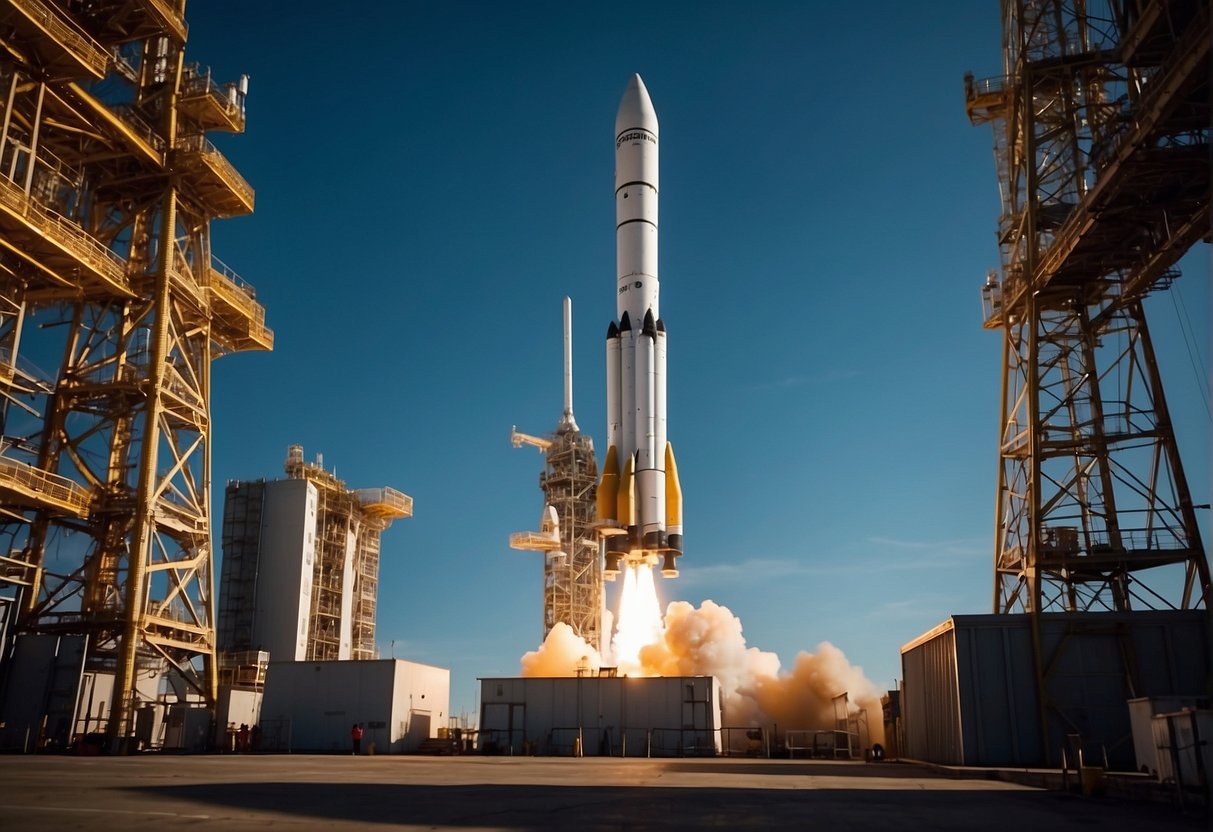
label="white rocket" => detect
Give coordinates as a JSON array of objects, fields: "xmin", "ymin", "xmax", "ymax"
[{"xmin": 597, "ymin": 74, "xmax": 683, "ymax": 580}]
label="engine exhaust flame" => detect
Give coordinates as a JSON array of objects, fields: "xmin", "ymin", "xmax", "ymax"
[{"xmin": 612, "ymin": 563, "xmax": 664, "ymax": 672}]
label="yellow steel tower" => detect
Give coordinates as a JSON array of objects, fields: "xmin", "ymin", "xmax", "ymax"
[
  {"xmin": 965, "ymin": 0, "xmax": 1210, "ymax": 762},
  {"xmin": 0, "ymin": 0, "xmax": 269, "ymax": 748},
  {"xmin": 965, "ymin": 0, "xmax": 1209, "ymax": 616}
]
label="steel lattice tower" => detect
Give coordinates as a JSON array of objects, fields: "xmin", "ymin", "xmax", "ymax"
[
  {"xmin": 511, "ymin": 299, "xmax": 602, "ymax": 652},
  {"xmin": 0, "ymin": 0, "xmax": 269, "ymax": 748},
  {"xmin": 966, "ymin": 0, "xmax": 1209, "ymax": 617},
  {"xmin": 965, "ymin": 0, "xmax": 1210, "ymax": 763}
]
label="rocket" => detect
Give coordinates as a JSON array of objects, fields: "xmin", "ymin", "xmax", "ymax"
[{"xmin": 597, "ymin": 74, "xmax": 683, "ymax": 580}]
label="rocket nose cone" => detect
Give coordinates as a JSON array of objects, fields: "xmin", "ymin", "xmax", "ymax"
[{"xmin": 616, "ymin": 73, "xmax": 658, "ymax": 137}]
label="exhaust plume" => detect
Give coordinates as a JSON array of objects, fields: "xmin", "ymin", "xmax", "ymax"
[
  {"xmin": 520, "ymin": 622, "xmax": 602, "ymax": 677},
  {"xmin": 520, "ymin": 575, "xmax": 885, "ymax": 745}
]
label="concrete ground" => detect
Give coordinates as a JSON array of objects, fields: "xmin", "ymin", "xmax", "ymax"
[{"xmin": 0, "ymin": 754, "xmax": 1205, "ymax": 831}]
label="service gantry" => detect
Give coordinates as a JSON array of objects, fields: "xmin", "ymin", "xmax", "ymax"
[
  {"xmin": 282, "ymin": 445, "xmax": 412, "ymax": 661},
  {"xmin": 965, "ymin": 0, "xmax": 1209, "ymax": 616},
  {"xmin": 511, "ymin": 298, "xmax": 602, "ymax": 652},
  {"xmin": 0, "ymin": 0, "xmax": 269, "ymax": 749},
  {"xmin": 965, "ymin": 0, "xmax": 1210, "ymax": 760}
]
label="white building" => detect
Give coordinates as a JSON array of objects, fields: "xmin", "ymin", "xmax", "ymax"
[
  {"xmin": 217, "ymin": 445, "xmax": 411, "ymax": 663},
  {"xmin": 260, "ymin": 659, "xmax": 450, "ymax": 753},
  {"xmin": 479, "ymin": 675, "xmax": 723, "ymax": 757}
]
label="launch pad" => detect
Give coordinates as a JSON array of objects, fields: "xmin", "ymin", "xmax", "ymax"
[{"xmin": 1, "ymin": 754, "xmax": 1203, "ymax": 832}]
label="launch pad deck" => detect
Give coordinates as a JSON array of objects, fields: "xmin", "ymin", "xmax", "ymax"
[{"xmin": 1, "ymin": 754, "xmax": 1203, "ymax": 831}]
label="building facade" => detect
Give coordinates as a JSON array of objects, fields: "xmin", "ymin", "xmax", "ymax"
[{"xmin": 218, "ymin": 446, "xmax": 411, "ymax": 663}]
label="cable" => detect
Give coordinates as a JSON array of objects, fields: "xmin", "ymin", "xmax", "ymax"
[{"xmin": 1169, "ymin": 282, "xmax": 1211, "ymax": 420}]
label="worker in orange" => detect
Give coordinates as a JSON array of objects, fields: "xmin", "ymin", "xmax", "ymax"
[{"xmin": 351, "ymin": 723, "xmax": 364, "ymax": 755}]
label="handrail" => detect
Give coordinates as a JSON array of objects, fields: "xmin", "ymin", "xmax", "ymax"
[
  {"xmin": 9, "ymin": 0, "xmax": 110, "ymax": 78},
  {"xmin": 965, "ymin": 74, "xmax": 1006, "ymax": 101},
  {"xmin": 210, "ymin": 255, "xmax": 256, "ymax": 298},
  {"xmin": 0, "ymin": 175, "xmax": 129, "ymax": 291},
  {"xmin": 181, "ymin": 67, "xmax": 244, "ymax": 124},
  {"xmin": 207, "ymin": 259, "xmax": 273, "ymax": 349},
  {"xmin": 111, "ymin": 104, "xmax": 166, "ymax": 153},
  {"xmin": 355, "ymin": 487, "xmax": 413, "ymax": 516},
  {"xmin": 174, "ymin": 134, "xmax": 254, "ymax": 209},
  {"xmin": 0, "ymin": 455, "xmax": 92, "ymax": 514},
  {"xmin": 138, "ymin": 0, "xmax": 188, "ymax": 39},
  {"xmin": 209, "ymin": 266, "xmax": 257, "ymax": 313}
]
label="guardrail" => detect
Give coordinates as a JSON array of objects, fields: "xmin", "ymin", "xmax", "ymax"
[
  {"xmin": 0, "ymin": 455, "xmax": 91, "ymax": 515},
  {"xmin": 964, "ymin": 73, "xmax": 1006, "ymax": 101},
  {"xmin": 648, "ymin": 727, "xmax": 718, "ymax": 757},
  {"xmin": 174, "ymin": 134, "xmax": 254, "ymax": 210},
  {"xmin": 785, "ymin": 728, "xmax": 858, "ymax": 759},
  {"xmin": 181, "ymin": 67, "xmax": 244, "ymax": 127},
  {"xmin": 354, "ymin": 487, "xmax": 413, "ymax": 516},
  {"xmin": 718, "ymin": 725, "xmax": 770, "ymax": 757},
  {"xmin": 207, "ymin": 257, "xmax": 274, "ymax": 348},
  {"xmin": 141, "ymin": 0, "xmax": 187, "ymax": 40},
  {"xmin": 0, "ymin": 174, "xmax": 128, "ymax": 292},
  {"xmin": 10, "ymin": 0, "xmax": 109, "ymax": 78},
  {"xmin": 478, "ymin": 727, "xmax": 523, "ymax": 755},
  {"xmin": 112, "ymin": 104, "xmax": 166, "ymax": 153}
]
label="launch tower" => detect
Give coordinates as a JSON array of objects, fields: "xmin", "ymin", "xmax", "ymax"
[
  {"xmin": 965, "ymin": 0, "xmax": 1210, "ymax": 760},
  {"xmin": 511, "ymin": 299, "xmax": 602, "ymax": 651},
  {"xmin": 0, "ymin": 0, "xmax": 269, "ymax": 749},
  {"xmin": 966, "ymin": 0, "xmax": 1209, "ymax": 617}
]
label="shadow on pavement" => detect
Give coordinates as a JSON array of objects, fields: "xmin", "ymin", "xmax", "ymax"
[
  {"xmin": 123, "ymin": 782, "xmax": 1207, "ymax": 831},
  {"xmin": 663, "ymin": 760, "xmax": 941, "ymax": 778}
]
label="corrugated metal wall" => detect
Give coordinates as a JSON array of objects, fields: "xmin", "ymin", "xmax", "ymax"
[
  {"xmin": 478, "ymin": 676, "xmax": 722, "ymax": 756},
  {"xmin": 901, "ymin": 611, "xmax": 1211, "ymax": 769},
  {"xmin": 954, "ymin": 620, "xmax": 1040, "ymax": 765},
  {"xmin": 901, "ymin": 625, "xmax": 963, "ymax": 764}
]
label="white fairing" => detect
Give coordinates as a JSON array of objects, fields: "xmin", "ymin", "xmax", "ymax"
[{"xmin": 615, "ymin": 74, "xmax": 660, "ymax": 325}]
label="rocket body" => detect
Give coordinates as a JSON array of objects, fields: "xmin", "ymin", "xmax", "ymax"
[{"xmin": 599, "ymin": 75, "xmax": 683, "ymax": 579}]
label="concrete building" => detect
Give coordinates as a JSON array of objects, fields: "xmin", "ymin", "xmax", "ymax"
[
  {"xmin": 220, "ymin": 479, "xmax": 316, "ymax": 661},
  {"xmin": 479, "ymin": 675, "xmax": 723, "ymax": 757},
  {"xmin": 260, "ymin": 659, "xmax": 449, "ymax": 753},
  {"xmin": 218, "ymin": 446, "xmax": 412, "ymax": 663}
]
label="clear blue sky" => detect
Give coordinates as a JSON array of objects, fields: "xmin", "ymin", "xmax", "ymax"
[{"xmin": 188, "ymin": 1, "xmax": 1211, "ymax": 719}]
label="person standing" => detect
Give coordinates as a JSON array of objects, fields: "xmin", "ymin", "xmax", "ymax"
[{"xmin": 350, "ymin": 723, "xmax": 364, "ymax": 755}]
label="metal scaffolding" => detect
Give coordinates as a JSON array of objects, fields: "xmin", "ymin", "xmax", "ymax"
[
  {"xmin": 282, "ymin": 445, "xmax": 411, "ymax": 661},
  {"xmin": 511, "ymin": 299, "xmax": 602, "ymax": 651},
  {"xmin": 965, "ymin": 0, "xmax": 1210, "ymax": 765},
  {"xmin": 966, "ymin": 0, "xmax": 1209, "ymax": 616},
  {"xmin": 0, "ymin": 0, "xmax": 269, "ymax": 748},
  {"xmin": 512, "ymin": 425, "xmax": 602, "ymax": 651}
]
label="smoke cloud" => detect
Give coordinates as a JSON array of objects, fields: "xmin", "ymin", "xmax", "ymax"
[
  {"xmin": 520, "ymin": 622, "xmax": 602, "ymax": 677},
  {"xmin": 520, "ymin": 592, "xmax": 885, "ymax": 745}
]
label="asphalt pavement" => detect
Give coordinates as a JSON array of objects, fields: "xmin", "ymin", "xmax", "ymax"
[{"xmin": 0, "ymin": 754, "xmax": 1206, "ymax": 830}]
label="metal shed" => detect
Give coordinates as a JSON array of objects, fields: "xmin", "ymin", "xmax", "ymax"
[
  {"xmin": 900, "ymin": 611, "xmax": 1210, "ymax": 769},
  {"xmin": 261, "ymin": 659, "xmax": 449, "ymax": 753},
  {"xmin": 479, "ymin": 675, "xmax": 723, "ymax": 757}
]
